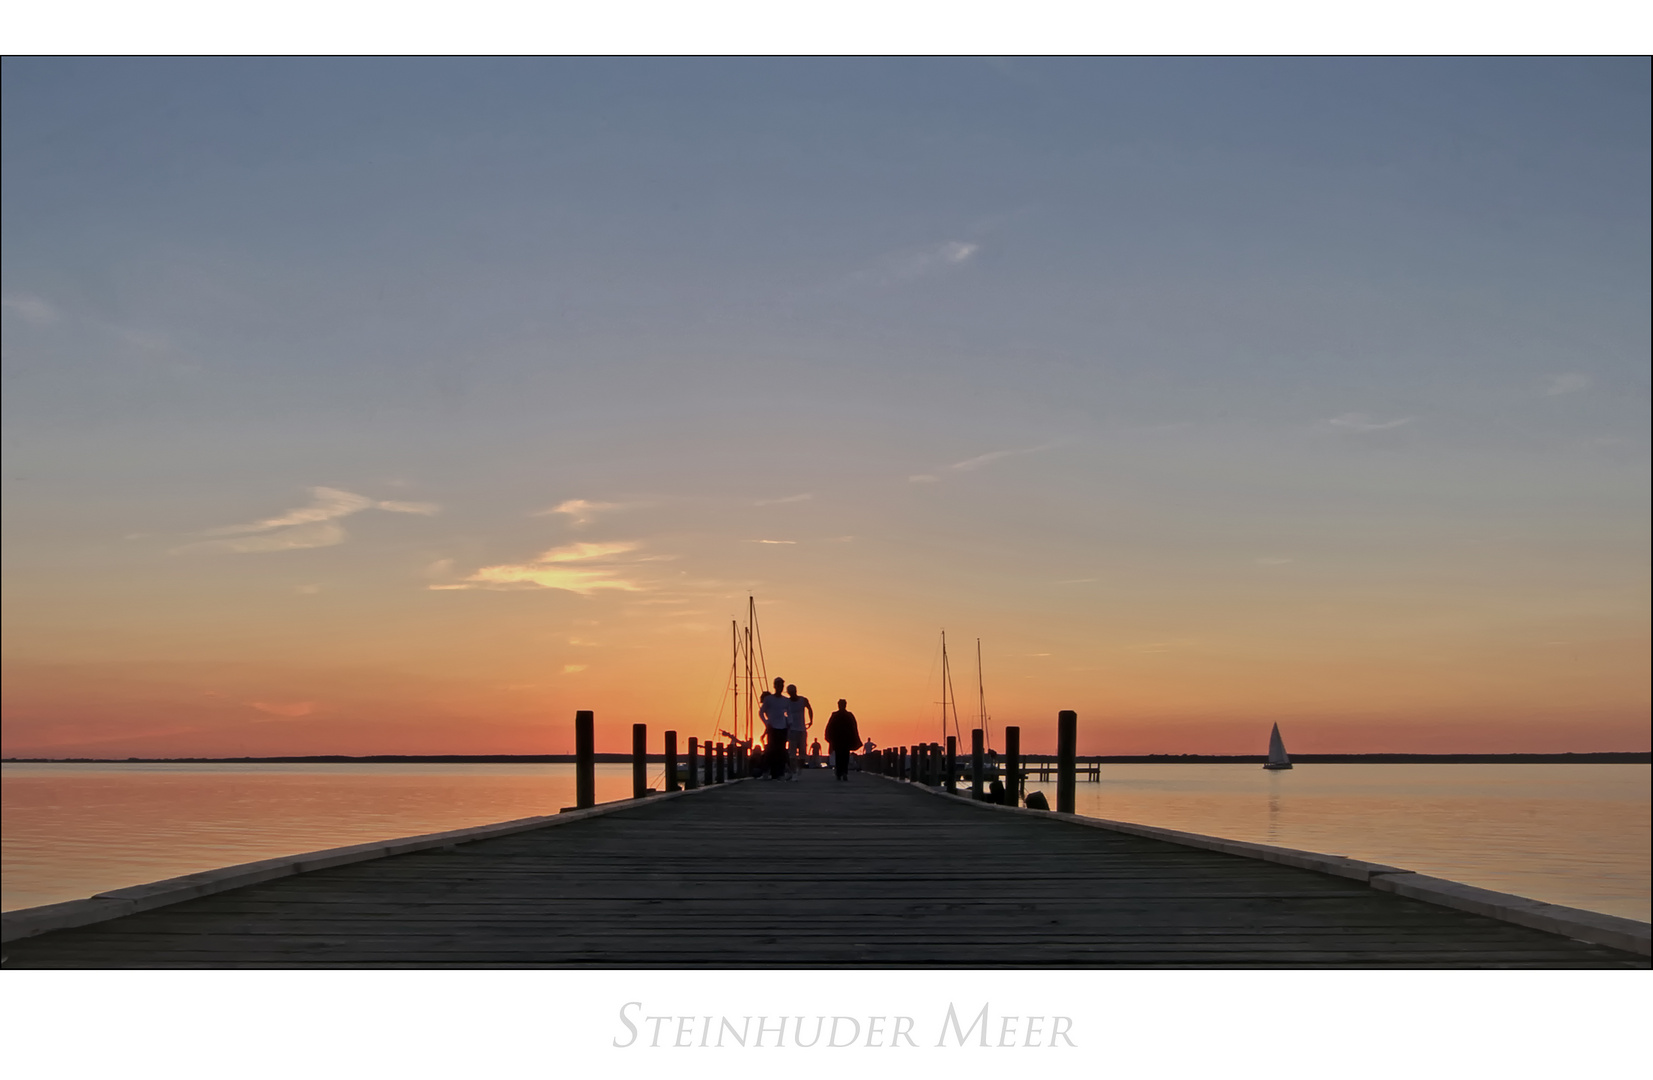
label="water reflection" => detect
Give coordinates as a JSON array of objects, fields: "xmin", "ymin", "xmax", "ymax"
[{"xmin": 1022, "ymin": 764, "xmax": 1649, "ymax": 922}]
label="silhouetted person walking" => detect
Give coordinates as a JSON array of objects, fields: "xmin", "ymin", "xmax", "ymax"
[
  {"xmin": 759, "ymin": 676, "xmax": 790, "ymax": 780},
  {"xmin": 823, "ymin": 699, "xmax": 862, "ymax": 781},
  {"xmin": 785, "ymin": 683, "xmax": 812, "ymax": 780}
]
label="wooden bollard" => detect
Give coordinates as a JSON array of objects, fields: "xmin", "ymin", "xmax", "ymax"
[
  {"xmin": 686, "ymin": 736, "xmax": 699, "ymax": 790},
  {"xmin": 714, "ymin": 742, "xmax": 725, "ymax": 783},
  {"xmin": 1057, "ymin": 710, "xmax": 1076, "ymax": 813},
  {"xmin": 945, "ymin": 735, "xmax": 957, "ymax": 793},
  {"xmin": 633, "ymin": 723, "xmax": 648, "ymax": 798},
  {"xmin": 575, "ymin": 710, "xmax": 596, "ymax": 809},
  {"xmin": 1004, "ymin": 725, "xmax": 1021, "ymax": 807},
  {"xmin": 664, "ymin": 730, "xmax": 680, "ymax": 792},
  {"xmin": 971, "ymin": 728, "xmax": 984, "ymax": 799}
]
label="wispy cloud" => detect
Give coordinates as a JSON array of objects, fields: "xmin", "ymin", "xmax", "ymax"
[
  {"xmin": 1322, "ymin": 413, "xmax": 1414, "ymax": 433},
  {"xmin": 179, "ymin": 487, "xmax": 439, "ymax": 554},
  {"xmin": 755, "ymin": 493, "xmax": 812, "ymax": 505},
  {"xmin": 1543, "ymin": 373, "xmax": 1592, "ymax": 396},
  {"xmin": 535, "ymin": 498, "xmax": 622, "ymax": 525},
  {"xmin": 747, "ymin": 539, "xmax": 797, "ymax": 545},
  {"xmin": 911, "ymin": 444, "xmax": 1050, "ymax": 483},
  {"xmin": 1255, "ymin": 557, "xmax": 1294, "ymax": 566},
  {"xmin": 191, "ymin": 522, "xmax": 344, "ymax": 553},
  {"xmin": 246, "ymin": 701, "xmax": 316, "ymax": 718},
  {"xmin": 862, "ymin": 239, "xmax": 980, "ymax": 286},
  {"xmin": 438, "ymin": 540, "xmax": 646, "ymax": 595},
  {"xmin": 562, "ymin": 665, "xmax": 588, "ymax": 674},
  {"xmin": 949, "ymin": 445, "xmax": 1048, "ymax": 472},
  {"xmin": 2, "ymin": 293, "xmax": 59, "ymax": 325}
]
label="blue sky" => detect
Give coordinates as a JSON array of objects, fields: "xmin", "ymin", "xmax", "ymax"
[{"xmin": 3, "ymin": 58, "xmax": 1648, "ymax": 755}]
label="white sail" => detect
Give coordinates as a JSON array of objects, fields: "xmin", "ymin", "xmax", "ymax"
[{"xmin": 1264, "ymin": 723, "xmax": 1292, "ymax": 769}]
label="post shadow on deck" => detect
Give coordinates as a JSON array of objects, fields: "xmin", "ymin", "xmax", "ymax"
[{"xmin": 575, "ymin": 710, "xmax": 596, "ymax": 809}]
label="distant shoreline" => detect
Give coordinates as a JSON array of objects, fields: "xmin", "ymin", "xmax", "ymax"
[{"xmin": 4, "ymin": 752, "xmax": 1648, "ymax": 765}]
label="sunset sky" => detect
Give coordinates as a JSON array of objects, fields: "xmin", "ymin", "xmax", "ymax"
[{"xmin": 2, "ymin": 58, "xmax": 1648, "ymax": 757}]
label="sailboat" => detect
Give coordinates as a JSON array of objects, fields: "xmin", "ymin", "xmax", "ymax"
[{"xmin": 1263, "ymin": 722, "xmax": 1293, "ymax": 770}]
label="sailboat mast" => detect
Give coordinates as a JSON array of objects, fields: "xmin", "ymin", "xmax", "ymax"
[
  {"xmin": 940, "ymin": 631, "xmax": 948, "ymax": 742},
  {"xmin": 977, "ymin": 637, "xmax": 990, "ymax": 752}
]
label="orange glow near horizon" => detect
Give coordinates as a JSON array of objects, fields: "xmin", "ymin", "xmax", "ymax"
[
  {"xmin": 4, "ymin": 61, "xmax": 1649, "ymax": 762},
  {"xmin": 4, "ymin": 582, "xmax": 1647, "ymax": 757}
]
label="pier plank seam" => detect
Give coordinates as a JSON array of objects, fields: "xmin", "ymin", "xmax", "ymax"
[
  {"xmin": 0, "ymin": 778, "xmax": 749, "ymax": 945},
  {"xmin": 881, "ymin": 773, "xmax": 1653, "ymax": 957},
  {"xmin": 4, "ymin": 771, "xmax": 1645, "ymax": 968}
]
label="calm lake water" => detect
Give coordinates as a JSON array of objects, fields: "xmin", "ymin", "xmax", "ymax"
[{"xmin": 3, "ymin": 762, "xmax": 1648, "ymax": 922}]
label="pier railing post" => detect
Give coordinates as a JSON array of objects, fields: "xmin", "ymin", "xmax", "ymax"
[
  {"xmin": 665, "ymin": 730, "xmax": 680, "ymax": 792},
  {"xmin": 1057, "ymin": 710, "xmax": 1076, "ymax": 813},
  {"xmin": 714, "ymin": 743, "xmax": 725, "ymax": 783},
  {"xmin": 686, "ymin": 736, "xmax": 699, "ymax": 790},
  {"xmin": 1004, "ymin": 725, "xmax": 1021, "ymax": 807},
  {"xmin": 971, "ymin": 728, "xmax": 984, "ymax": 799},
  {"xmin": 575, "ymin": 710, "xmax": 596, "ymax": 809},
  {"xmin": 945, "ymin": 735, "xmax": 957, "ymax": 793},
  {"xmin": 633, "ymin": 723, "xmax": 648, "ymax": 797}
]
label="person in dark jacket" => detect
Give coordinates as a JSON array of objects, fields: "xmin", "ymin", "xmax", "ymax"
[{"xmin": 822, "ymin": 699, "xmax": 862, "ymax": 781}]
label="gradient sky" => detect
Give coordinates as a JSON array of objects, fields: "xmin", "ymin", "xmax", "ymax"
[{"xmin": 3, "ymin": 58, "xmax": 1648, "ymax": 758}]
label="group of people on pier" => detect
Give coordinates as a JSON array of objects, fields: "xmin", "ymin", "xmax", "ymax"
[{"xmin": 757, "ymin": 676, "xmax": 862, "ymax": 781}]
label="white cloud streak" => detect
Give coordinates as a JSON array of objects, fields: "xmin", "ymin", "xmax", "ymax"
[
  {"xmin": 911, "ymin": 444, "xmax": 1049, "ymax": 483},
  {"xmin": 1323, "ymin": 413, "xmax": 1414, "ymax": 433},
  {"xmin": 863, "ymin": 239, "xmax": 981, "ymax": 285},
  {"xmin": 438, "ymin": 540, "xmax": 646, "ymax": 595},
  {"xmin": 535, "ymin": 499, "xmax": 622, "ymax": 525},
  {"xmin": 1543, "ymin": 373, "xmax": 1592, "ymax": 396},
  {"xmin": 2, "ymin": 294, "xmax": 59, "ymax": 325},
  {"xmin": 180, "ymin": 487, "xmax": 439, "ymax": 554}
]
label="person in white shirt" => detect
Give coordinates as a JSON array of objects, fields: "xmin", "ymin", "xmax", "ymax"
[
  {"xmin": 784, "ymin": 684, "xmax": 812, "ymax": 780},
  {"xmin": 758, "ymin": 676, "xmax": 790, "ymax": 780}
]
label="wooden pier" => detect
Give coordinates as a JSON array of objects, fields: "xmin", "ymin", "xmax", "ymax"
[{"xmin": 4, "ymin": 765, "xmax": 1646, "ymax": 968}]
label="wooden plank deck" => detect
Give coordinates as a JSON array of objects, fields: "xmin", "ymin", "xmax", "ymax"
[{"xmin": 4, "ymin": 770, "xmax": 1645, "ymax": 968}]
